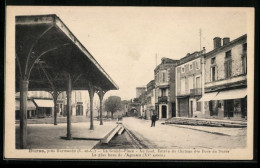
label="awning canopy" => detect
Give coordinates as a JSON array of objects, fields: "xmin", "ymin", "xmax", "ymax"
[
  {"xmin": 16, "ymin": 99, "xmax": 36, "ymax": 110},
  {"xmin": 33, "ymin": 99, "xmax": 54, "ymax": 108},
  {"xmin": 212, "ymin": 88, "xmax": 247, "ymax": 100},
  {"xmin": 198, "ymin": 92, "xmax": 218, "ymax": 102}
]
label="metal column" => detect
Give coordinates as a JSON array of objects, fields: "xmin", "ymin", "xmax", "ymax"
[
  {"xmin": 20, "ymin": 79, "xmax": 28, "ymax": 149},
  {"xmin": 88, "ymin": 83, "xmax": 94, "ymax": 130},
  {"xmin": 66, "ymin": 74, "xmax": 72, "ymax": 139}
]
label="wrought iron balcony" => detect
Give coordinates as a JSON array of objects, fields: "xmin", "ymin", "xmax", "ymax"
[
  {"xmin": 158, "ymin": 96, "xmax": 168, "ymax": 103},
  {"xmin": 190, "ymin": 88, "xmax": 202, "ymax": 96}
]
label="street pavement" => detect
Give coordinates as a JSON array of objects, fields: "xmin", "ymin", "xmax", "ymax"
[{"xmin": 122, "ymin": 117, "xmax": 247, "ymax": 149}]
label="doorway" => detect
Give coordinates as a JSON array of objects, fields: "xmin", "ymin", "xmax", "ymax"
[
  {"xmin": 162, "ymin": 105, "xmax": 167, "ymax": 118},
  {"xmin": 171, "ymin": 103, "xmax": 176, "ymax": 117},
  {"xmin": 224, "ymin": 100, "xmax": 234, "ymax": 118},
  {"xmin": 190, "ymin": 101, "xmax": 193, "ymax": 117},
  {"xmin": 76, "ymin": 104, "xmax": 83, "ymax": 116}
]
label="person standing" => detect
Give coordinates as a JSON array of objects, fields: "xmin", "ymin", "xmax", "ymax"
[{"xmin": 151, "ymin": 111, "xmax": 157, "ymax": 127}]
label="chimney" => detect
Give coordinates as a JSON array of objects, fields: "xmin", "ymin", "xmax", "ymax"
[
  {"xmin": 202, "ymin": 47, "xmax": 206, "ymax": 54},
  {"xmin": 213, "ymin": 37, "xmax": 221, "ymax": 49},
  {"xmin": 223, "ymin": 37, "xmax": 230, "ymax": 45}
]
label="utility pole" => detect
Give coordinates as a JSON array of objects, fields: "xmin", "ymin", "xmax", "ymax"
[
  {"xmin": 199, "ymin": 28, "xmax": 202, "ymax": 51},
  {"xmin": 155, "ymin": 53, "xmax": 157, "ymax": 67}
]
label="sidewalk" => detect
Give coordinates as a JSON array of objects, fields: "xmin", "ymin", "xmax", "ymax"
[
  {"xmin": 164, "ymin": 117, "xmax": 247, "ymax": 127},
  {"xmin": 15, "ymin": 116, "xmax": 101, "ymax": 124},
  {"xmin": 16, "ymin": 120, "xmax": 118, "ymax": 149}
]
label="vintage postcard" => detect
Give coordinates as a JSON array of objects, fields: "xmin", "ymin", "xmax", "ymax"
[{"xmin": 4, "ymin": 6, "xmax": 255, "ymax": 160}]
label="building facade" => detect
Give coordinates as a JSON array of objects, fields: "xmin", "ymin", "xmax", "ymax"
[
  {"xmin": 15, "ymin": 90, "xmax": 101, "ymax": 119},
  {"xmin": 154, "ymin": 58, "xmax": 178, "ymax": 119},
  {"xmin": 136, "ymin": 87, "xmax": 146, "ymax": 98},
  {"xmin": 176, "ymin": 48, "xmax": 206, "ymax": 118},
  {"xmin": 15, "ymin": 91, "xmax": 54, "ymax": 119},
  {"xmin": 200, "ymin": 34, "xmax": 247, "ymax": 120},
  {"xmin": 145, "ymin": 80, "xmax": 155, "ymax": 120}
]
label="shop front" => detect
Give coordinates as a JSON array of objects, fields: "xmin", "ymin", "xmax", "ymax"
[
  {"xmin": 33, "ymin": 99, "xmax": 54, "ymax": 118},
  {"xmin": 15, "ymin": 99, "xmax": 36, "ymax": 119},
  {"xmin": 199, "ymin": 88, "xmax": 247, "ymax": 120}
]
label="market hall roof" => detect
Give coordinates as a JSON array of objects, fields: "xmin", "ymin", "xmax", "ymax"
[{"xmin": 16, "ymin": 14, "xmax": 119, "ymax": 92}]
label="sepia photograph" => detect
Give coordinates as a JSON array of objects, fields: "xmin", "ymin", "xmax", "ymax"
[{"xmin": 4, "ymin": 5, "xmax": 255, "ymax": 160}]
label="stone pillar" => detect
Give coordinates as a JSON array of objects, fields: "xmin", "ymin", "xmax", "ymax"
[
  {"xmin": 66, "ymin": 74, "xmax": 72, "ymax": 139},
  {"xmin": 20, "ymin": 79, "xmax": 28, "ymax": 149},
  {"xmin": 53, "ymin": 90, "xmax": 58, "ymax": 125},
  {"xmin": 98, "ymin": 90, "xmax": 105, "ymax": 125},
  {"xmin": 88, "ymin": 83, "xmax": 94, "ymax": 130}
]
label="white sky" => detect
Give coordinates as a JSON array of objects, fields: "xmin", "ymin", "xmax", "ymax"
[{"xmin": 8, "ymin": 6, "xmax": 248, "ymax": 100}]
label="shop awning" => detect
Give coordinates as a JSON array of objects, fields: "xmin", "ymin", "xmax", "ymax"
[
  {"xmin": 198, "ymin": 92, "xmax": 218, "ymax": 102},
  {"xmin": 212, "ymin": 88, "xmax": 247, "ymax": 100},
  {"xmin": 16, "ymin": 100, "xmax": 36, "ymax": 110},
  {"xmin": 33, "ymin": 99, "xmax": 54, "ymax": 108}
]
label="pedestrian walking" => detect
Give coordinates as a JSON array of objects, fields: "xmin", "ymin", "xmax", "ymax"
[{"xmin": 151, "ymin": 111, "xmax": 157, "ymax": 127}]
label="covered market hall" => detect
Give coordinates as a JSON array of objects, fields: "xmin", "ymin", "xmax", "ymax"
[{"xmin": 15, "ymin": 14, "xmax": 119, "ymax": 149}]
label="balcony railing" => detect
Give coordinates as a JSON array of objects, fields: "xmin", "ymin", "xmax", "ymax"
[
  {"xmin": 190, "ymin": 88, "xmax": 202, "ymax": 96},
  {"xmin": 158, "ymin": 96, "xmax": 168, "ymax": 103}
]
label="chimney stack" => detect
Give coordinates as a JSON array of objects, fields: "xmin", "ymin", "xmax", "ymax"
[
  {"xmin": 202, "ymin": 47, "xmax": 206, "ymax": 54},
  {"xmin": 213, "ymin": 37, "xmax": 221, "ymax": 49},
  {"xmin": 223, "ymin": 37, "xmax": 230, "ymax": 45}
]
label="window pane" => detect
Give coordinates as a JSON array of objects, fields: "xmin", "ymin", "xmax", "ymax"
[{"xmin": 225, "ymin": 50, "xmax": 231, "ymax": 59}]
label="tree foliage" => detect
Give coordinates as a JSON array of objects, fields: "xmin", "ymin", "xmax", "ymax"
[
  {"xmin": 133, "ymin": 98, "xmax": 140, "ymax": 103},
  {"xmin": 139, "ymin": 93, "xmax": 147, "ymax": 106},
  {"xmin": 104, "ymin": 96, "xmax": 122, "ymax": 118}
]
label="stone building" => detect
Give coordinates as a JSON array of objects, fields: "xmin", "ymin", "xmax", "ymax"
[
  {"xmin": 15, "ymin": 90, "xmax": 100, "ymax": 119},
  {"xmin": 136, "ymin": 87, "xmax": 146, "ymax": 98},
  {"xmin": 199, "ymin": 34, "xmax": 247, "ymax": 120},
  {"xmin": 121, "ymin": 100, "xmax": 131, "ymax": 116},
  {"xmin": 154, "ymin": 58, "xmax": 179, "ymax": 119},
  {"xmin": 176, "ymin": 48, "xmax": 206, "ymax": 118},
  {"xmin": 15, "ymin": 91, "xmax": 54, "ymax": 119},
  {"xmin": 144, "ymin": 80, "xmax": 155, "ymax": 119}
]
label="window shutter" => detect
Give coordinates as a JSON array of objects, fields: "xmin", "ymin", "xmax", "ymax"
[
  {"xmin": 229, "ymin": 60, "xmax": 232, "ymax": 77},
  {"xmin": 224, "ymin": 62, "xmax": 227, "ymax": 78}
]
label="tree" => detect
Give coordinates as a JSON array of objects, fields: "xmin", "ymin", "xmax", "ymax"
[
  {"xmin": 133, "ymin": 98, "xmax": 140, "ymax": 103},
  {"xmin": 104, "ymin": 96, "xmax": 122, "ymax": 119}
]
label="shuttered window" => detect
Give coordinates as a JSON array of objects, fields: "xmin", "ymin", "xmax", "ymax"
[
  {"xmin": 211, "ymin": 66, "xmax": 216, "ymax": 82},
  {"xmin": 224, "ymin": 60, "xmax": 232, "ymax": 78},
  {"xmin": 242, "ymin": 43, "xmax": 247, "ymax": 74},
  {"xmin": 225, "ymin": 50, "xmax": 232, "ymax": 79}
]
